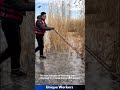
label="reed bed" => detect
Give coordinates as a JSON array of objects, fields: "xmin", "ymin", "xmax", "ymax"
[
  {"xmin": 86, "ymin": 0, "xmax": 119, "ymax": 77},
  {"xmin": 46, "ymin": 0, "xmax": 85, "ymax": 55}
]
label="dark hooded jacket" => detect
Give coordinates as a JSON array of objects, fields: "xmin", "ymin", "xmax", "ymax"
[
  {"xmin": 7, "ymin": 0, "xmax": 35, "ymax": 11},
  {"xmin": 36, "ymin": 15, "xmax": 52, "ymax": 31},
  {"xmin": 0, "ymin": 0, "xmax": 34, "ymax": 24}
]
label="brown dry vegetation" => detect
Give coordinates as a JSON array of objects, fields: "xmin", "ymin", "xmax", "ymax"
[
  {"xmin": 86, "ymin": 0, "xmax": 119, "ymax": 81},
  {"xmin": 47, "ymin": 0, "xmax": 85, "ymax": 56}
]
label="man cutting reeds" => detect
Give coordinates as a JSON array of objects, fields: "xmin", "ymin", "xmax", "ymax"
[{"xmin": 35, "ymin": 12, "xmax": 54, "ymax": 59}]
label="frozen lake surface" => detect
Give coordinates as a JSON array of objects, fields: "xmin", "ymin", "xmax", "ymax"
[{"xmin": 35, "ymin": 51, "xmax": 85, "ymax": 85}]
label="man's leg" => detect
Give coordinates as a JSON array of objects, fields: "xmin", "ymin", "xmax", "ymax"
[
  {"xmin": 0, "ymin": 48, "xmax": 11, "ymax": 64},
  {"xmin": 36, "ymin": 34, "xmax": 46, "ymax": 59},
  {"xmin": 1, "ymin": 20, "xmax": 26, "ymax": 76},
  {"xmin": 35, "ymin": 34, "xmax": 40, "ymax": 53},
  {"xmin": 1, "ymin": 20, "xmax": 20, "ymax": 70},
  {"xmin": 35, "ymin": 46, "xmax": 40, "ymax": 53}
]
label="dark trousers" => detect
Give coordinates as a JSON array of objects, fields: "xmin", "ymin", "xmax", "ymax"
[
  {"xmin": 0, "ymin": 20, "xmax": 21, "ymax": 71},
  {"xmin": 35, "ymin": 34, "xmax": 44, "ymax": 56}
]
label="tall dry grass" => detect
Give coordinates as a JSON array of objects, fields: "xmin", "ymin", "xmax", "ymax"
[
  {"xmin": 86, "ymin": 0, "xmax": 119, "ymax": 76},
  {"xmin": 46, "ymin": 0, "xmax": 85, "ymax": 55}
]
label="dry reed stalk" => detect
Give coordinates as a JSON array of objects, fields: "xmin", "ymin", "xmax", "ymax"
[{"xmin": 46, "ymin": 0, "xmax": 85, "ymax": 54}]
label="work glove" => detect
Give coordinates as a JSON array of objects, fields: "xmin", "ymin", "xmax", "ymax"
[{"xmin": 51, "ymin": 27, "xmax": 54, "ymax": 30}]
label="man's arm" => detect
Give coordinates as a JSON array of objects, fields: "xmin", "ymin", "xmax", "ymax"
[
  {"xmin": 8, "ymin": 0, "xmax": 35, "ymax": 11},
  {"xmin": 36, "ymin": 20, "xmax": 52, "ymax": 31}
]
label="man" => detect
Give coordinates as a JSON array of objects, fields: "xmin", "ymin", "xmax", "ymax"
[
  {"xmin": 35, "ymin": 12, "xmax": 54, "ymax": 59},
  {"xmin": 0, "ymin": 0, "xmax": 34, "ymax": 77}
]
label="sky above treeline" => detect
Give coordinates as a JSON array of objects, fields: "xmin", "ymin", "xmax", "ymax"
[{"xmin": 35, "ymin": 0, "xmax": 85, "ymax": 20}]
